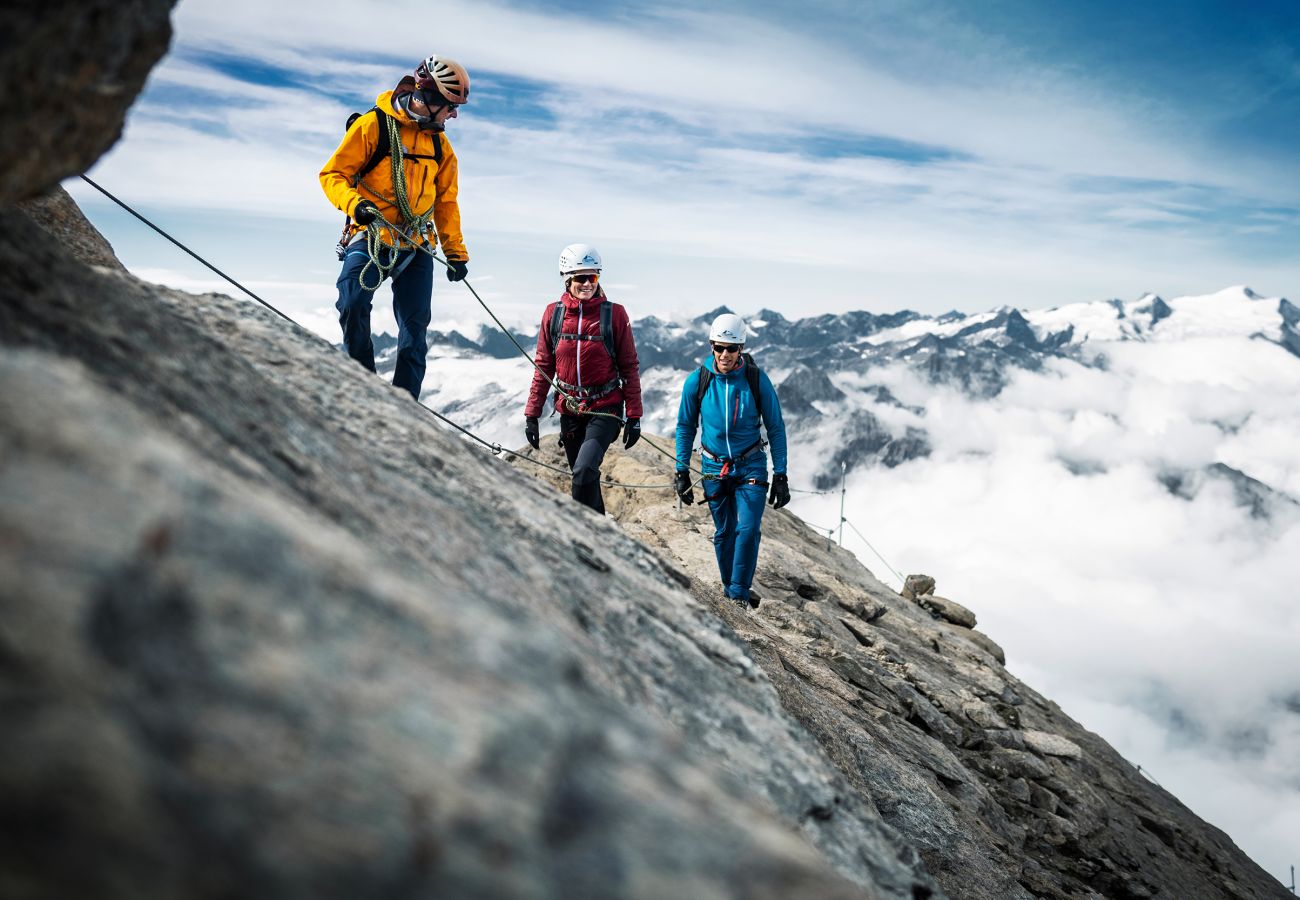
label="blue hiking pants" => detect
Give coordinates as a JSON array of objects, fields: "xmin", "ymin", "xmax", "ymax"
[
  {"xmin": 702, "ymin": 452, "xmax": 769, "ymax": 603},
  {"xmin": 336, "ymin": 240, "xmax": 434, "ymax": 400}
]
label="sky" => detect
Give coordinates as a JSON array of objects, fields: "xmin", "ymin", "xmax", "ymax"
[
  {"xmin": 67, "ymin": 0, "xmax": 1300, "ymax": 885},
  {"xmin": 72, "ymin": 0, "xmax": 1300, "ymax": 336}
]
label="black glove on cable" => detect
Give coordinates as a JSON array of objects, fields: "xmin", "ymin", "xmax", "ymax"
[
  {"xmin": 768, "ymin": 473, "xmax": 791, "ymax": 509},
  {"xmin": 446, "ymin": 259, "xmax": 469, "ymax": 282},
  {"xmin": 674, "ymin": 469, "xmax": 694, "ymax": 506},
  {"xmin": 524, "ymin": 417, "xmax": 540, "ymax": 450},
  {"xmin": 352, "ymin": 200, "xmax": 380, "ymax": 225},
  {"xmin": 622, "ymin": 417, "xmax": 641, "ymax": 450}
]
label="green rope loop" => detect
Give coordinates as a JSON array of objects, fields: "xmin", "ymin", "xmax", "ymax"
[{"xmin": 355, "ymin": 115, "xmax": 438, "ymax": 292}]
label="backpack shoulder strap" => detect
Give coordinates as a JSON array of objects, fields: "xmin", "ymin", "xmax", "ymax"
[
  {"xmin": 599, "ymin": 300, "xmax": 617, "ymax": 367},
  {"xmin": 694, "ymin": 365, "xmax": 713, "ymax": 413},
  {"xmin": 741, "ymin": 353, "xmax": 765, "ymax": 427},
  {"xmin": 354, "ymin": 107, "xmax": 391, "ymax": 183},
  {"xmin": 548, "ymin": 302, "xmax": 564, "ymax": 356}
]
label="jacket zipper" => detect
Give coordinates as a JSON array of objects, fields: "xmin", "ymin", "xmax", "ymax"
[
  {"xmin": 575, "ymin": 303, "xmax": 583, "ymax": 386},
  {"xmin": 723, "ymin": 377, "xmax": 733, "ymax": 457}
]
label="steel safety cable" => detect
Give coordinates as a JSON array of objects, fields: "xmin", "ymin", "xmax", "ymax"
[
  {"xmin": 75, "ymin": 175, "xmax": 678, "ymax": 491},
  {"xmin": 843, "ymin": 518, "xmax": 906, "ymax": 585}
]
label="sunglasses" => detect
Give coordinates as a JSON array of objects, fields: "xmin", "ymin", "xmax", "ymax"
[
  {"xmin": 570, "ymin": 274, "xmax": 599, "ymax": 284},
  {"xmin": 711, "ymin": 342, "xmax": 742, "ymax": 354}
]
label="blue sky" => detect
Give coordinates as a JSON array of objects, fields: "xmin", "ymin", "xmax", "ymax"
[{"xmin": 73, "ymin": 0, "xmax": 1300, "ymax": 336}]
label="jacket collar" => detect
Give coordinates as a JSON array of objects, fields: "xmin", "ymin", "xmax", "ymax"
[{"xmin": 560, "ymin": 288, "xmax": 606, "ymax": 311}]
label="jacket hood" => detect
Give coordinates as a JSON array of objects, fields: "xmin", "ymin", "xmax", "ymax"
[{"xmin": 375, "ymin": 89, "xmax": 409, "ymax": 120}]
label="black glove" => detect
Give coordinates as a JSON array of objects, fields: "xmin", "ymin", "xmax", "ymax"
[
  {"xmin": 622, "ymin": 417, "xmax": 641, "ymax": 450},
  {"xmin": 446, "ymin": 259, "xmax": 469, "ymax": 282},
  {"xmin": 674, "ymin": 469, "xmax": 694, "ymax": 505},
  {"xmin": 352, "ymin": 200, "xmax": 380, "ymax": 225},
  {"xmin": 525, "ymin": 416, "xmax": 540, "ymax": 451},
  {"xmin": 768, "ymin": 473, "xmax": 790, "ymax": 509}
]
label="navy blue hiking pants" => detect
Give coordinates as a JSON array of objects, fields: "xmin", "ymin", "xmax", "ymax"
[
  {"xmin": 336, "ymin": 240, "xmax": 434, "ymax": 400},
  {"xmin": 703, "ymin": 452, "xmax": 769, "ymax": 604},
  {"xmin": 561, "ymin": 411, "xmax": 622, "ymax": 514}
]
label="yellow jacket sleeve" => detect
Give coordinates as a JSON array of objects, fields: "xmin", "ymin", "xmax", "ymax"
[
  {"xmin": 319, "ymin": 114, "xmax": 377, "ymax": 218},
  {"xmin": 432, "ymin": 135, "xmax": 468, "ymax": 262}
]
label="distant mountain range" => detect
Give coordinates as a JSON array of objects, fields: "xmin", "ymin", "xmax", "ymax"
[{"xmin": 390, "ymin": 286, "xmax": 1299, "ymax": 511}]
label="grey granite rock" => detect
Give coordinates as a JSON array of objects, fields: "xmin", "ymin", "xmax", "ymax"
[
  {"xmin": 577, "ymin": 432, "xmax": 1292, "ymax": 900},
  {"xmin": 0, "ymin": 2, "xmax": 175, "ymax": 202},
  {"xmin": 0, "ymin": 207, "xmax": 897, "ymax": 899},
  {"xmin": 916, "ymin": 594, "xmax": 978, "ymax": 629}
]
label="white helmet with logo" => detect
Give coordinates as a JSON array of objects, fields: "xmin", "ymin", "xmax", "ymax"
[
  {"xmin": 558, "ymin": 243, "xmax": 602, "ymax": 276},
  {"xmin": 708, "ymin": 313, "xmax": 748, "ymax": 344}
]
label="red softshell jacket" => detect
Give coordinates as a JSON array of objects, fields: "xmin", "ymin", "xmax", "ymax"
[{"xmin": 524, "ymin": 290, "xmax": 643, "ymax": 418}]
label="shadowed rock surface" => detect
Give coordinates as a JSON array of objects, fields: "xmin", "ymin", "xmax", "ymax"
[
  {"xmin": 514, "ymin": 442, "xmax": 1292, "ymax": 900},
  {"xmin": 2, "ymin": 203, "xmax": 944, "ymax": 899},
  {"xmin": 0, "ymin": 2, "xmax": 175, "ymax": 203}
]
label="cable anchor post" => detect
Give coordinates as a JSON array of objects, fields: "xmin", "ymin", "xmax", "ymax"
[{"xmin": 838, "ymin": 460, "xmax": 847, "ymax": 548}]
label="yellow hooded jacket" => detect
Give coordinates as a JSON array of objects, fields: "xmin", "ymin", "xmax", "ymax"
[{"xmin": 319, "ymin": 90, "xmax": 468, "ymax": 260}]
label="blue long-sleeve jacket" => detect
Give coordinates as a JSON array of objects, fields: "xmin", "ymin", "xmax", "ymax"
[{"xmin": 676, "ymin": 356, "xmax": 787, "ymax": 474}]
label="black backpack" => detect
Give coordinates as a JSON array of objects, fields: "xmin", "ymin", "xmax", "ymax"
[
  {"xmin": 695, "ymin": 352, "xmax": 765, "ymax": 423},
  {"xmin": 334, "ymin": 107, "xmax": 444, "ymax": 258},
  {"xmin": 549, "ymin": 299, "xmax": 618, "ymax": 367}
]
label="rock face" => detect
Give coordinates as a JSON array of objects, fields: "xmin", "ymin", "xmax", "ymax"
[
  {"xmin": 17, "ymin": 186, "xmax": 125, "ymax": 270},
  {"xmin": 518, "ymin": 444, "xmax": 1292, "ymax": 900},
  {"xmin": 1, "ymin": 2, "xmax": 176, "ymax": 203},
  {"xmin": 0, "ymin": 205, "xmax": 915, "ymax": 900}
]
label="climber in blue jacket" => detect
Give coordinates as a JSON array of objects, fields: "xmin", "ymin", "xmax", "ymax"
[{"xmin": 675, "ymin": 313, "xmax": 790, "ymax": 608}]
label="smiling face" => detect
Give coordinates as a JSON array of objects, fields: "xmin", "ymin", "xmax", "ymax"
[
  {"xmin": 566, "ymin": 271, "xmax": 599, "ymax": 300},
  {"xmin": 712, "ymin": 341, "xmax": 742, "ymax": 374}
]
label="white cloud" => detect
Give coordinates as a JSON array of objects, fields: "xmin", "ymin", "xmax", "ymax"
[{"xmin": 793, "ymin": 319, "xmax": 1300, "ymax": 880}]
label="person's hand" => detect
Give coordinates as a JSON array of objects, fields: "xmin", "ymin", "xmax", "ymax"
[
  {"xmin": 352, "ymin": 200, "xmax": 380, "ymax": 225},
  {"xmin": 622, "ymin": 417, "xmax": 641, "ymax": 450},
  {"xmin": 674, "ymin": 469, "xmax": 694, "ymax": 505},
  {"xmin": 768, "ymin": 472, "xmax": 790, "ymax": 509},
  {"xmin": 446, "ymin": 259, "xmax": 469, "ymax": 282},
  {"xmin": 525, "ymin": 417, "xmax": 540, "ymax": 450}
]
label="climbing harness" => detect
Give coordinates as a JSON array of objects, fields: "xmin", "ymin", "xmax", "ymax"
[{"xmin": 700, "ymin": 437, "xmax": 766, "ymax": 472}]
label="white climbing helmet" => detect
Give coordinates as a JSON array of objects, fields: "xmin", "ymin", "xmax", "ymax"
[
  {"xmin": 558, "ymin": 243, "xmax": 602, "ymax": 276},
  {"xmin": 415, "ymin": 55, "xmax": 471, "ymax": 105},
  {"xmin": 708, "ymin": 313, "xmax": 747, "ymax": 344}
]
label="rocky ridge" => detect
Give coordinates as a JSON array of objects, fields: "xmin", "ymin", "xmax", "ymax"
[{"xmin": 513, "ymin": 441, "xmax": 1291, "ymax": 900}]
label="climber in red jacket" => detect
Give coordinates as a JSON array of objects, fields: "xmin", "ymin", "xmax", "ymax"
[{"xmin": 523, "ymin": 244, "xmax": 643, "ymax": 513}]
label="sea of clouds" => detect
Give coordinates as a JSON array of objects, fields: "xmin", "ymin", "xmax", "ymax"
[{"xmin": 793, "ymin": 331, "xmax": 1300, "ymax": 882}]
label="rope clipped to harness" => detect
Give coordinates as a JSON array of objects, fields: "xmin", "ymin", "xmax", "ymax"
[{"xmin": 355, "ymin": 115, "xmax": 437, "ymax": 292}]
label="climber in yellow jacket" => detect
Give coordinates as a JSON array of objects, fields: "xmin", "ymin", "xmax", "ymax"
[{"xmin": 319, "ymin": 55, "xmax": 471, "ymax": 400}]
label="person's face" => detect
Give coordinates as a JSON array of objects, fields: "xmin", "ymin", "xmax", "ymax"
[
  {"xmin": 712, "ymin": 341, "xmax": 742, "ymax": 373},
  {"xmin": 434, "ymin": 103, "xmax": 459, "ymax": 126},
  {"xmin": 568, "ymin": 272, "xmax": 599, "ymax": 299},
  {"xmin": 409, "ymin": 94, "xmax": 460, "ymax": 126}
]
